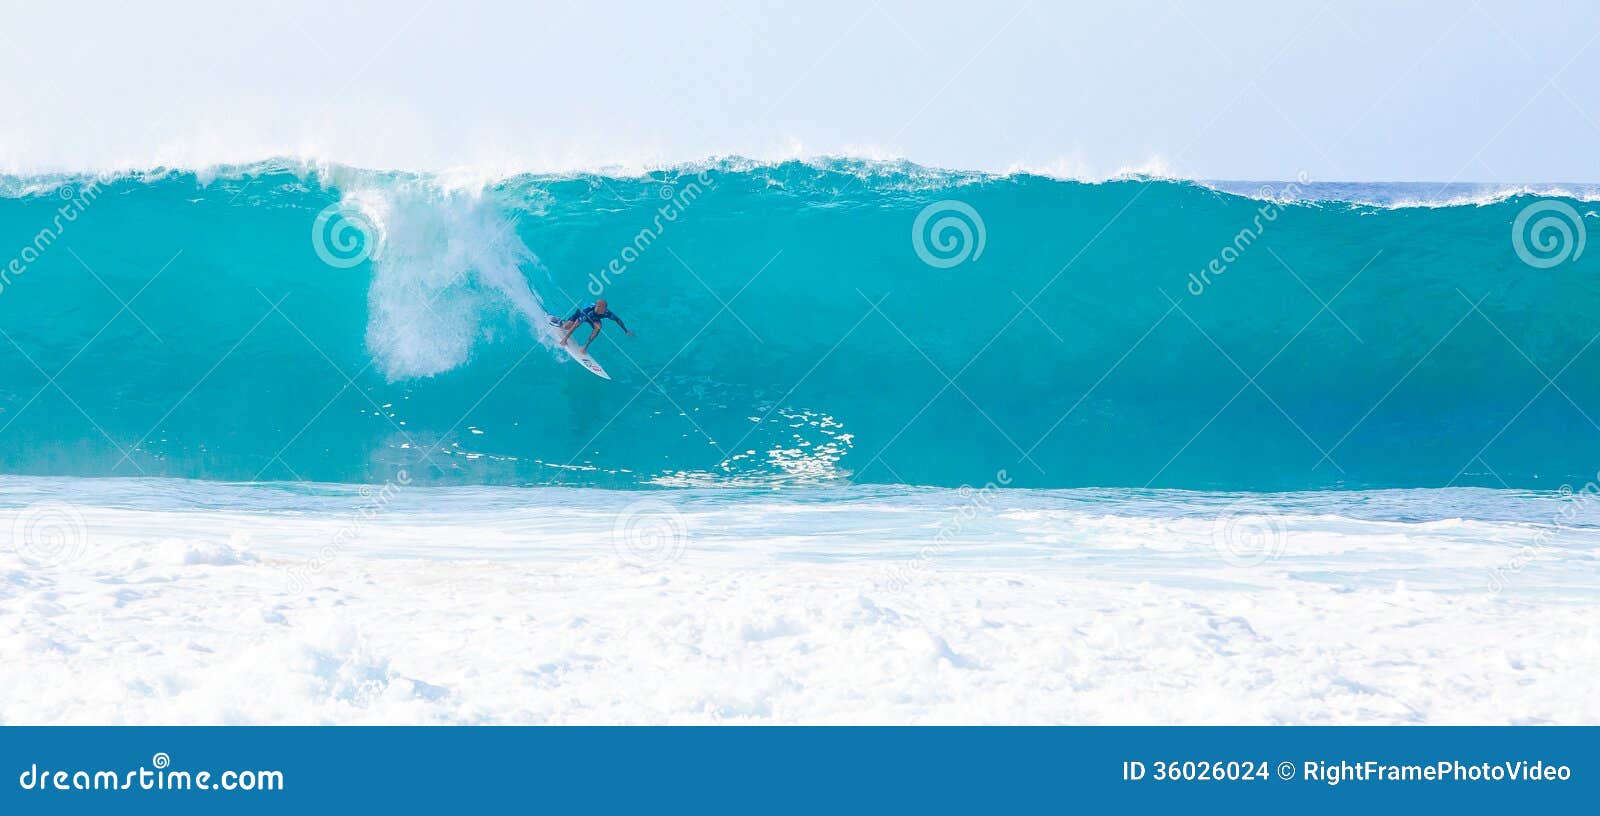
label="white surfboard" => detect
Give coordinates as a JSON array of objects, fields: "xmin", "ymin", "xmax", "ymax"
[
  {"xmin": 547, "ymin": 314, "xmax": 611, "ymax": 380},
  {"xmin": 563, "ymin": 342, "xmax": 610, "ymax": 380}
]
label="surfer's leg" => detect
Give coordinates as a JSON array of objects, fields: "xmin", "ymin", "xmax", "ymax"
[{"xmin": 582, "ymin": 323, "xmax": 600, "ymax": 352}]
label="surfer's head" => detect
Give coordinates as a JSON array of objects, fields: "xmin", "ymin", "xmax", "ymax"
[{"xmin": 595, "ymin": 299, "xmax": 608, "ymax": 313}]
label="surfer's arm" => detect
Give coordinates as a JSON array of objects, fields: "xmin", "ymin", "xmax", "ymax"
[{"xmin": 608, "ymin": 312, "xmax": 633, "ymax": 335}]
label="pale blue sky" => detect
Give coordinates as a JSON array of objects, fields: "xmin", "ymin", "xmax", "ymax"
[{"xmin": 1, "ymin": 0, "xmax": 1596, "ymax": 180}]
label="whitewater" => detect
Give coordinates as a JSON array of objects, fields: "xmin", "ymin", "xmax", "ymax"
[
  {"xmin": 3, "ymin": 477, "xmax": 1597, "ymax": 724},
  {"xmin": 2, "ymin": 157, "xmax": 1598, "ymax": 724}
]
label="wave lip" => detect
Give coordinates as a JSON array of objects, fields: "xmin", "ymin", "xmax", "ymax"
[
  {"xmin": 9, "ymin": 153, "xmax": 1600, "ymax": 208},
  {"xmin": 1201, "ymin": 178, "xmax": 1600, "ymax": 208}
]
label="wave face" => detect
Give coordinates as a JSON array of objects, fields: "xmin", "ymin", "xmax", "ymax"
[{"xmin": 1, "ymin": 160, "xmax": 1597, "ymax": 489}]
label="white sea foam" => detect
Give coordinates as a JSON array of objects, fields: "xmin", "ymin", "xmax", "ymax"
[
  {"xmin": 1200, "ymin": 179, "xmax": 1600, "ymax": 208},
  {"xmin": 4, "ymin": 153, "xmax": 1598, "ymax": 209},
  {"xmin": 324, "ymin": 169, "xmax": 561, "ymax": 380},
  {"xmin": 1, "ymin": 477, "xmax": 1595, "ymax": 724}
]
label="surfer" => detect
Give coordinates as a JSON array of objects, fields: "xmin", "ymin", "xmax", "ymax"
[{"xmin": 550, "ymin": 298, "xmax": 634, "ymax": 354}]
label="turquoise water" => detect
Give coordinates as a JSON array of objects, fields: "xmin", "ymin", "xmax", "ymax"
[{"xmin": 0, "ymin": 159, "xmax": 1596, "ymax": 489}]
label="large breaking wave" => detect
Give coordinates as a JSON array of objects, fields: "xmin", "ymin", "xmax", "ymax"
[{"xmin": 1, "ymin": 158, "xmax": 1596, "ymax": 489}]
